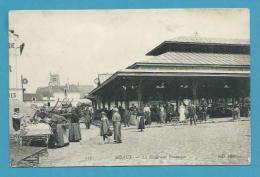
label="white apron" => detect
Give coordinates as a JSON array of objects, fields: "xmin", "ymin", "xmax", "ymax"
[{"xmin": 179, "ymin": 105, "xmax": 186, "ymax": 122}]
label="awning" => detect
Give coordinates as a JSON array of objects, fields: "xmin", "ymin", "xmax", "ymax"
[{"xmin": 89, "ymin": 69, "xmax": 250, "ymax": 95}]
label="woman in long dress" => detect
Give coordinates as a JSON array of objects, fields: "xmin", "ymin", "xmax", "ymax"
[
  {"xmin": 100, "ymin": 112, "xmax": 110, "ymax": 144},
  {"xmin": 50, "ymin": 113, "xmax": 69, "ymax": 148},
  {"xmin": 233, "ymin": 101, "xmax": 240, "ymax": 120},
  {"xmin": 159, "ymin": 105, "xmax": 166, "ymax": 123},
  {"xmin": 179, "ymin": 102, "xmax": 186, "ymax": 122},
  {"xmin": 137, "ymin": 109, "xmax": 145, "ymax": 132},
  {"xmin": 69, "ymin": 109, "xmax": 81, "ymax": 142},
  {"xmin": 130, "ymin": 105, "xmax": 138, "ymax": 128}
]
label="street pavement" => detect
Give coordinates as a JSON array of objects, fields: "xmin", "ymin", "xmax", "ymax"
[{"xmin": 40, "ymin": 118, "xmax": 250, "ymax": 166}]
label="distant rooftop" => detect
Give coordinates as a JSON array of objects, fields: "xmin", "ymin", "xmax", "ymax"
[
  {"xmin": 98, "ymin": 73, "xmax": 113, "ymax": 84},
  {"xmin": 36, "ymin": 84, "xmax": 95, "ymax": 98},
  {"xmin": 24, "ymin": 93, "xmax": 43, "ymax": 102}
]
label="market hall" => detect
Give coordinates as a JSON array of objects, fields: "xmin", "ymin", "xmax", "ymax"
[{"xmin": 89, "ymin": 37, "xmax": 250, "ymax": 120}]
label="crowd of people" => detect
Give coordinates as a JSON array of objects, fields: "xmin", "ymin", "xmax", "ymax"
[
  {"xmin": 12, "ymin": 98, "xmax": 244, "ymax": 147},
  {"xmin": 97, "ymin": 98, "xmax": 210, "ymax": 128},
  {"xmin": 96, "ymin": 98, "xmax": 245, "ymax": 144}
]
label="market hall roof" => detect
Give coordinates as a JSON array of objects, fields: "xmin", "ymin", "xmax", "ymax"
[
  {"xmin": 146, "ymin": 36, "xmax": 250, "ymax": 56},
  {"xmin": 89, "ymin": 37, "xmax": 250, "ymax": 96},
  {"xmin": 90, "ymin": 52, "xmax": 250, "ymax": 95},
  {"xmin": 128, "ymin": 52, "xmax": 250, "ymax": 69},
  {"xmin": 166, "ymin": 36, "xmax": 249, "ymax": 45}
]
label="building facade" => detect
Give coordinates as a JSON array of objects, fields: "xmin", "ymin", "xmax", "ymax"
[{"xmin": 9, "ymin": 30, "xmax": 25, "ymax": 102}]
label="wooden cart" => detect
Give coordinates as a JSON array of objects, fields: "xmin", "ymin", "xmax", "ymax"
[{"xmin": 10, "ymin": 142, "xmax": 47, "ymax": 167}]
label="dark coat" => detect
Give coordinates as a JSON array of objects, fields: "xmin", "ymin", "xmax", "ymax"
[
  {"xmin": 70, "ymin": 113, "xmax": 79, "ymax": 123},
  {"xmin": 188, "ymin": 105, "xmax": 196, "ymax": 116},
  {"xmin": 83, "ymin": 110, "xmax": 91, "ymax": 122},
  {"xmin": 201, "ymin": 100, "xmax": 208, "ymax": 112},
  {"xmin": 137, "ymin": 111, "xmax": 145, "ymax": 129},
  {"xmin": 69, "ymin": 113, "xmax": 81, "ymax": 142},
  {"xmin": 124, "ymin": 109, "xmax": 131, "ymax": 121}
]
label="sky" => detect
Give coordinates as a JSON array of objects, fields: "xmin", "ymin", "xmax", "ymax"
[{"xmin": 9, "ymin": 9, "xmax": 249, "ymax": 92}]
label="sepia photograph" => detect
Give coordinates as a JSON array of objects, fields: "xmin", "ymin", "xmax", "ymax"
[{"xmin": 8, "ymin": 9, "xmax": 250, "ymax": 167}]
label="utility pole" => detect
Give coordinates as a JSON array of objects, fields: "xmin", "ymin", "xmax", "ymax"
[{"xmin": 21, "ymin": 75, "xmax": 24, "ymax": 102}]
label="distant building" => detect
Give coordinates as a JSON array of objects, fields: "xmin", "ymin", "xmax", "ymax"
[
  {"xmin": 49, "ymin": 73, "xmax": 60, "ymax": 87},
  {"xmin": 22, "ymin": 93, "xmax": 52, "ymax": 107},
  {"xmin": 36, "ymin": 74, "xmax": 94, "ymax": 106},
  {"xmin": 94, "ymin": 73, "xmax": 113, "ymax": 86},
  {"xmin": 23, "ymin": 93, "xmax": 42, "ymax": 102}
]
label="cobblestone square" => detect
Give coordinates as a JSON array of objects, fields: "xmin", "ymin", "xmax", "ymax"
[{"xmin": 40, "ymin": 119, "xmax": 250, "ymax": 166}]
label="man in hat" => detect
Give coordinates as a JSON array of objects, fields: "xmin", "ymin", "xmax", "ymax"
[
  {"xmin": 124, "ymin": 108, "xmax": 131, "ymax": 127},
  {"xmin": 83, "ymin": 106, "xmax": 92, "ymax": 129},
  {"xmin": 188, "ymin": 101, "xmax": 197, "ymax": 125},
  {"xmin": 200, "ymin": 98, "xmax": 208, "ymax": 122},
  {"xmin": 112, "ymin": 107, "xmax": 122, "ymax": 143},
  {"xmin": 143, "ymin": 104, "xmax": 151, "ymax": 127}
]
